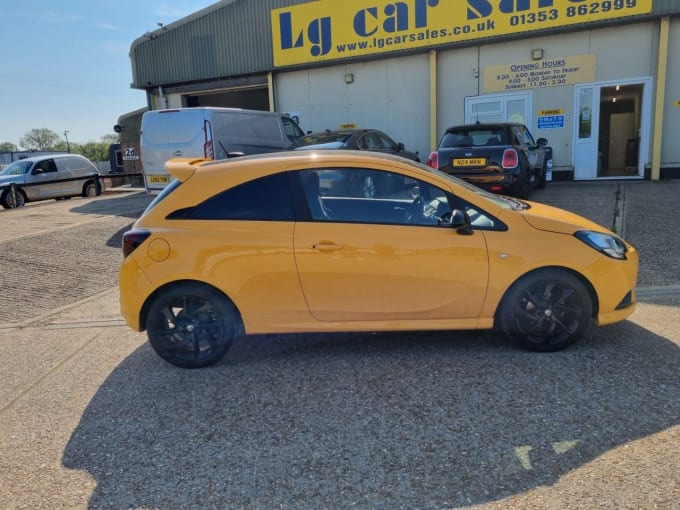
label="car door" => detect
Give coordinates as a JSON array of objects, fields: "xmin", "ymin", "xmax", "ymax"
[
  {"xmin": 26, "ymin": 159, "xmax": 62, "ymax": 199},
  {"xmin": 293, "ymin": 168, "xmax": 489, "ymax": 324}
]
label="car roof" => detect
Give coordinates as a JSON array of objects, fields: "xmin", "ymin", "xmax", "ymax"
[
  {"xmin": 305, "ymin": 128, "xmax": 375, "ymax": 136},
  {"xmin": 167, "ymin": 150, "xmax": 422, "ymax": 182},
  {"xmin": 9, "ymin": 154, "xmax": 88, "ymax": 163},
  {"xmin": 445, "ymin": 122, "xmax": 522, "ymax": 131}
]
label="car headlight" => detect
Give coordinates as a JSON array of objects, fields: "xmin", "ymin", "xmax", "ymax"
[{"xmin": 575, "ymin": 230, "xmax": 627, "ymax": 260}]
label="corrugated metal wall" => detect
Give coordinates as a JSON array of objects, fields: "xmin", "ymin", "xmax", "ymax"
[
  {"xmin": 131, "ymin": 0, "xmax": 680, "ymax": 89},
  {"xmin": 131, "ymin": 0, "xmax": 308, "ymax": 87}
]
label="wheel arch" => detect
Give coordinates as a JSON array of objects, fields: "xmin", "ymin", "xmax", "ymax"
[
  {"xmin": 139, "ymin": 279, "xmax": 243, "ymax": 333},
  {"xmin": 493, "ymin": 265, "xmax": 599, "ymax": 328}
]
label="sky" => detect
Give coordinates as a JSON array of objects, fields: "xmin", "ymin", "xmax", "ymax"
[{"xmin": 0, "ymin": 0, "xmax": 217, "ymax": 148}]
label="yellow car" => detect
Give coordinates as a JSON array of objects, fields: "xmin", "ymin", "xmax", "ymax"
[{"xmin": 119, "ymin": 151, "xmax": 638, "ymax": 368}]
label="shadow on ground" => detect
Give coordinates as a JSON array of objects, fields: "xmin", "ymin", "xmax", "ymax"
[
  {"xmin": 70, "ymin": 192, "xmax": 152, "ymax": 219},
  {"xmin": 63, "ymin": 321, "xmax": 679, "ymax": 509}
]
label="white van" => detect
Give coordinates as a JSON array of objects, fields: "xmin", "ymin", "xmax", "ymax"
[{"xmin": 140, "ymin": 107, "xmax": 304, "ymax": 193}]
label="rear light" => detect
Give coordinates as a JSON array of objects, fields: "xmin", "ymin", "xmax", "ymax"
[
  {"xmin": 502, "ymin": 148, "xmax": 518, "ymax": 169},
  {"xmin": 427, "ymin": 151, "xmax": 439, "ymax": 169},
  {"xmin": 122, "ymin": 229, "xmax": 151, "ymax": 258},
  {"xmin": 204, "ymin": 120, "xmax": 214, "ymax": 159}
]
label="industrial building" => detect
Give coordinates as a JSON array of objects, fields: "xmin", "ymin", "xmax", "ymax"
[{"xmin": 119, "ymin": 0, "xmax": 680, "ymax": 181}]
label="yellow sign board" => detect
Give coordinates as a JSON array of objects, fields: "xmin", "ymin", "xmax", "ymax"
[
  {"xmin": 484, "ymin": 54, "xmax": 596, "ymax": 93},
  {"xmin": 340, "ymin": 123, "xmax": 358, "ymax": 129},
  {"xmin": 675, "ymin": 100, "xmax": 680, "ymax": 108},
  {"xmin": 271, "ymin": 0, "xmax": 652, "ymax": 67},
  {"xmin": 539, "ymin": 109, "xmax": 565, "ymax": 116}
]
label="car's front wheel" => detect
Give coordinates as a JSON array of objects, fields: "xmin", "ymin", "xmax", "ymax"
[
  {"xmin": 498, "ymin": 269, "xmax": 592, "ymax": 352},
  {"xmin": 145, "ymin": 283, "xmax": 242, "ymax": 368},
  {"xmin": 1, "ymin": 187, "xmax": 26, "ymax": 209}
]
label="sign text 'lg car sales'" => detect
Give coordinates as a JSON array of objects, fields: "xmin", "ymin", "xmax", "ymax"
[{"xmin": 272, "ymin": 0, "xmax": 652, "ymax": 67}]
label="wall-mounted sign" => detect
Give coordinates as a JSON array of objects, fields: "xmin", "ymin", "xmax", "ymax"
[
  {"xmin": 674, "ymin": 100, "xmax": 680, "ymax": 108},
  {"xmin": 340, "ymin": 123, "xmax": 358, "ymax": 129},
  {"xmin": 539, "ymin": 109, "xmax": 564, "ymax": 116},
  {"xmin": 271, "ymin": 0, "xmax": 652, "ymax": 67},
  {"xmin": 122, "ymin": 146, "xmax": 139, "ymax": 161},
  {"xmin": 537, "ymin": 115, "xmax": 566, "ymax": 129},
  {"xmin": 484, "ymin": 54, "xmax": 596, "ymax": 93}
]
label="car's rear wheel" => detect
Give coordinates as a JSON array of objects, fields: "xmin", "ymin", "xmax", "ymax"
[
  {"xmin": 537, "ymin": 163, "xmax": 547, "ymax": 189},
  {"xmin": 509, "ymin": 170, "xmax": 529, "ymax": 199},
  {"xmin": 1, "ymin": 188, "xmax": 26, "ymax": 209},
  {"xmin": 498, "ymin": 269, "xmax": 592, "ymax": 352},
  {"xmin": 146, "ymin": 283, "xmax": 242, "ymax": 368},
  {"xmin": 82, "ymin": 180, "xmax": 100, "ymax": 198}
]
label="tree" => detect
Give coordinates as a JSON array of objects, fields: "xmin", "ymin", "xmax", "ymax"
[
  {"xmin": 19, "ymin": 128, "xmax": 61, "ymax": 151},
  {"xmin": 0, "ymin": 142, "xmax": 17, "ymax": 152}
]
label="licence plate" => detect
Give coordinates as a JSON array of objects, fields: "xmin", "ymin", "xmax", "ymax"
[
  {"xmin": 148, "ymin": 175, "xmax": 170, "ymax": 184},
  {"xmin": 453, "ymin": 158, "xmax": 486, "ymax": 167}
]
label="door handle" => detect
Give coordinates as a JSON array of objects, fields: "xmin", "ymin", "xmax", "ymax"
[{"xmin": 312, "ymin": 242, "xmax": 342, "ymax": 252}]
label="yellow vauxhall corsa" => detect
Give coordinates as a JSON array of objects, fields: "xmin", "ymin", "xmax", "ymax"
[{"xmin": 119, "ymin": 151, "xmax": 638, "ymax": 368}]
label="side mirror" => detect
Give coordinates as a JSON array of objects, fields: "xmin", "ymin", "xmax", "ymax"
[
  {"xmin": 397, "ymin": 142, "xmax": 405, "ymax": 151},
  {"xmin": 536, "ymin": 137, "xmax": 548, "ymax": 147},
  {"xmin": 450, "ymin": 209, "xmax": 473, "ymax": 235}
]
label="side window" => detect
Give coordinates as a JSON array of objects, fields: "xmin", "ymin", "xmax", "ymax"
[
  {"xmin": 34, "ymin": 159, "xmax": 57, "ymax": 173},
  {"xmin": 375, "ymin": 132, "xmax": 397, "ymax": 150},
  {"xmin": 299, "ymin": 168, "xmax": 452, "ymax": 227},
  {"xmin": 455, "ymin": 198, "xmax": 503, "ymax": 230},
  {"xmin": 182, "ymin": 173, "xmax": 294, "ymax": 221},
  {"xmin": 522, "ymin": 126, "xmax": 536, "ymax": 147}
]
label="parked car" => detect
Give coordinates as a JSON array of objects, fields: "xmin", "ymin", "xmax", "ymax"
[
  {"xmin": 0, "ymin": 154, "xmax": 101, "ymax": 209},
  {"xmin": 120, "ymin": 151, "xmax": 638, "ymax": 368},
  {"xmin": 288, "ymin": 128, "xmax": 420, "ymax": 197},
  {"xmin": 427, "ymin": 122, "xmax": 548, "ymax": 198},
  {"xmin": 140, "ymin": 107, "xmax": 305, "ymax": 194}
]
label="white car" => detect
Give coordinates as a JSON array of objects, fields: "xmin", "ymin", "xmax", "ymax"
[{"xmin": 0, "ymin": 154, "xmax": 101, "ymax": 209}]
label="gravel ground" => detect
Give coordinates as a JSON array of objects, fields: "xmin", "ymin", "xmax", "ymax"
[{"xmin": 0, "ymin": 186, "xmax": 678, "ymax": 509}]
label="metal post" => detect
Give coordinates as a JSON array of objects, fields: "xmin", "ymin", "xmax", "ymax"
[
  {"xmin": 64, "ymin": 130, "xmax": 70, "ymax": 153},
  {"xmin": 9, "ymin": 183, "xmax": 17, "ymax": 207}
]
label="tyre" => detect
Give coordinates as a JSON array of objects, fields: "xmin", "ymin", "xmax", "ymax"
[
  {"xmin": 498, "ymin": 269, "xmax": 592, "ymax": 352},
  {"xmin": 145, "ymin": 282, "xmax": 242, "ymax": 368},
  {"xmin": 82, "ymin": 180, "xmax": 99, "ymax": 198},
  {"xmin": 1, "ymin": 188, "xmax": 26, "ymax": 209},
  {"xmin": 509, "ymin": 170, "xmax": 529, "ymax": 199},
  {"xmin": 536, "ymin": 163, "xmax": 547, "ymax": 189}
]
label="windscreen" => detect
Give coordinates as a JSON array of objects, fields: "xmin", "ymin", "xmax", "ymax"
[
  {"xmin": 440, "ymin": 128, "xmax": 508, "ymax": 148},
  {"xmin": 0, "ymin": 160, "xmax": 32, "ymax": 175}
]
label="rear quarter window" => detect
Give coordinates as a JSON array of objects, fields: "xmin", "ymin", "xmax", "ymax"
[{"xmin": 173, "ymin": 173, "xmax": 294, "ymax": 221}]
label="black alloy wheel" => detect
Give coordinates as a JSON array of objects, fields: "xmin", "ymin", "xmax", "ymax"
[
  {"xmin": 146, "ymin": 283, "xmax": 242, "ymax": 368},
  {"xmin": 499, "ymin": 269, "xmax": 592, "ymax": 352}
]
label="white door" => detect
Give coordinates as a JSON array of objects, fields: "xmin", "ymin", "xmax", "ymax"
[{"xmin": 573, "ymin": 85, "xmax": 600, "ymax": 180}]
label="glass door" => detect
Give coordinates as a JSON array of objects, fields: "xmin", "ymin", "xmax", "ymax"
[{"xmin": 573, "ymin": 85, "xmax": 600, "ymax": 180}]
